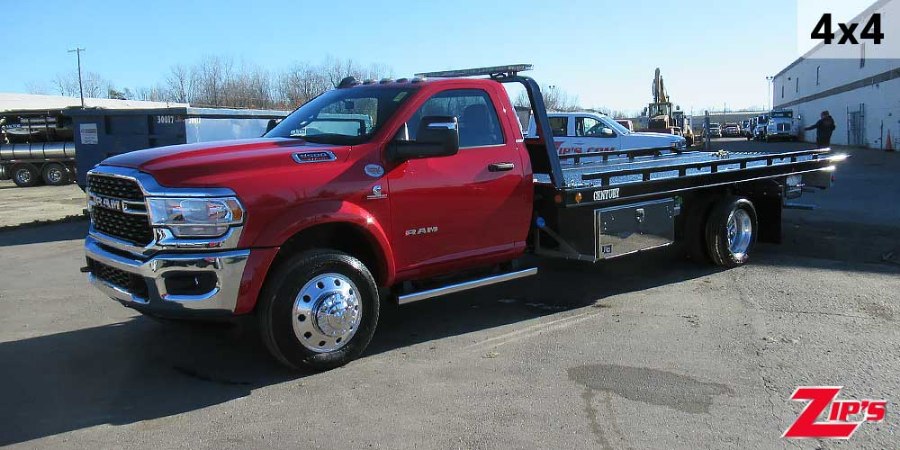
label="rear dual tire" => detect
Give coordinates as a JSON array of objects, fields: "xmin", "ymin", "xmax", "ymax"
[
  {"xmin": 42, "ymin": 163, "xmax": 71, "ymax": 186},
  {"xmin": 687, "ymin": 196, "xmax": 758, "ymax": 268},
  {"xmin": 11, "ymin": 164, "xmax": 40, "ymax": 187}
]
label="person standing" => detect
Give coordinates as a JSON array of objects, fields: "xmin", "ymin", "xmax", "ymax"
[{"xmin": 805, "ymin": 110, "xmax": 836, "ymax": 147}]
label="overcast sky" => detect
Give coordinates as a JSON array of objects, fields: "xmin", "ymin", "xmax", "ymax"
[{"xmin": 0, "ymin": 0, "xmax": 876, "ymax": 114}]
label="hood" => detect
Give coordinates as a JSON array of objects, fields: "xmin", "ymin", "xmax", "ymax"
[
  {"xmin": 633, "ymin": 131, "xmax": 683, "ymax": 141},
  {"xmin": 100, "ymin": 138, "xmax": 350, "ymax": 187}
]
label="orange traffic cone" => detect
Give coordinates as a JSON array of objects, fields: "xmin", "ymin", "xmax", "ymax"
[{"xmin": 886, "ymin": 130, "xmax": 894, "ymax": 152}]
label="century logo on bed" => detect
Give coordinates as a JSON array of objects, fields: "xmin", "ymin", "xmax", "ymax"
[{"xmin": 594, "ymin": 188, "xmax": 620, "ymax": 201}]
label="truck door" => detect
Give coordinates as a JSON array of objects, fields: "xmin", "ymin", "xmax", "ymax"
[{"xmin": 386, "ymin": 88, "xmax": 529, "ymax": 273}]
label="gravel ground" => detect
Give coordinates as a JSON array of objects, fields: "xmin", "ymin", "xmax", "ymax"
[
  {"xmin": 0, "ymin": 139, "xmax": 897, "ymax": 449},
  {"xmin": 0, "ymin": 180, "xmax": 85, "ymax": 228}
]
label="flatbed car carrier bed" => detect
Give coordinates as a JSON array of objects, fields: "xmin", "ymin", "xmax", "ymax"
[
  {"xmin": 528, "ymin": 144, "xmax": 844, "ymax": 263},
  {"xmin": 549, "ymin": 147, "xmax": 844, "ymax": 206}
]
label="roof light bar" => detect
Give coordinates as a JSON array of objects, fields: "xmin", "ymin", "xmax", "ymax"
[{"xmin": 415, "ymin": 64, "xmax": 533, "ymax": 79}]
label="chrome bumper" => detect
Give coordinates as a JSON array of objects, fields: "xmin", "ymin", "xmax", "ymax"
[{"xmin": 85, "ymin": 236, "xmax": 250, "ymax": 314}]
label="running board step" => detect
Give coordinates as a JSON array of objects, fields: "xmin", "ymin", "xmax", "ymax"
[
  {"xmin": 784, "ymin": 202, "xmax": 817, "ymax": 210},
  {"xmin": 397, "ymin": 268, "xmax": 538, "ymax": 305}
]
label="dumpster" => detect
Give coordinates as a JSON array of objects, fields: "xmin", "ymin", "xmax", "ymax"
[{"xmin": 68, "ymin": 107, "xmax": 289, "ymax": 188}]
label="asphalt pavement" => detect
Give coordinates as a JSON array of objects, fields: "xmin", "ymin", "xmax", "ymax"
[{"xmin": 0, "ymin": 139, "xmax": 897, "ymax": 449}]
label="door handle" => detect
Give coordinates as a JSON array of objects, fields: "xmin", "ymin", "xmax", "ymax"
[{"xmin": 488, "ymin": 162, "xmax": 515, "ymax": 172}]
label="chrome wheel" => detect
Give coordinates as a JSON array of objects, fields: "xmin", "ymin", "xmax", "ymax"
[
  {"xmin": 726, "ymin": 208, "xmax": 753, "ymax": 257},
  {"xmin": 47, "ymin": 168, "xmax": 63, "ymax": 184},
  {"xmin": 292, "ymin": 273, "xmax": 361, "ymax": 353},
  {"xmin": 16, "ymin": 169, "xmax": 32, "ymax": 184}
]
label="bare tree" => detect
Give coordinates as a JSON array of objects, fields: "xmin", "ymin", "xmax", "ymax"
[
  {"xmin": 52, "ymin": 71, "xmax": 107, "ymax": 98},
  {"xmin": 323, "ymin": 57, "xmax": 393, "ymax": 87},
  {"xmin": 514, "ymin": 84, "xmax": 580, "ymax": 112},
  {"xmin": 52, "ymin": 72, "xmax": 79, "ymax": 97},
  {"xmin": 25, "ymin": 81, "xmax": 49, "ymax": 95},
  {"xmin": 134, "ymin": 85, "xmax": 167, "ymax": 102},
  {"xmin": 166, "ymin": 64, "xmax": 196, "ymax": 103},
  {"xmin": 278, "ymin": 62, "xmax": 329, "ymax": 107},
  {"xmin": 39, "ymin": 55, "xmax": 394, "ymax": 110},
  {"xmin": 189, "ymin": 55, "xmax": 234, "ymax": 107}
]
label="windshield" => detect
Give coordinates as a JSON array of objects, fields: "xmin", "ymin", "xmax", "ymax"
[
  {"xmin": 598, "ymin": 116, "xmax": 631, "ymax": 135},
  {"xmin": 266, "ymin": 86, "xmax": 416, "ymax": 145}
]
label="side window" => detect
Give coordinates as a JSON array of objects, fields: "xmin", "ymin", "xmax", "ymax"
[
  {"xmin": 575, "ymin": 116, "xmax": 602, "ymax": 136},
  {"xmin": 407, "ymin": 89, "xmax": 504, "ymax": 148},
  {"xmin": 549, "ymin": 117, "xmax": 568, "ymax": 137}
]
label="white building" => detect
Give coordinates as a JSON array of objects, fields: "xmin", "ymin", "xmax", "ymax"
[{"xmin": 772, "ymin": 3, "xmax": 899, "ymax": 149}]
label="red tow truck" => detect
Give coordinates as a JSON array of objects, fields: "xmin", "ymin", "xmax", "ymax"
[{"xmin": 83, "ymin": 65, "xmax": 845, "ymax": 370}]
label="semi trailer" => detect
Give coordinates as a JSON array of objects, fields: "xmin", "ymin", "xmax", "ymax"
[{"xmin": 0, "ymin": 111, "xmax": 77, "ymax": 187}]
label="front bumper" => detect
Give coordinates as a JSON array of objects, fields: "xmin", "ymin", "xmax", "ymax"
[{"xmin": 85, "ymin": 236, "xmax": 250, "ymax": 316}]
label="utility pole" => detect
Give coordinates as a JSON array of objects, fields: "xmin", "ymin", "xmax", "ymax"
[{"xmin": 68, "ymin": 47, "xmax": 86, "ymax": 108}]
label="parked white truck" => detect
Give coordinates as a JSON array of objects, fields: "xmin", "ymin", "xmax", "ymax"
[
  {"xmin": 528, "ymin": 112, "xmax": 687, "ymax": 155},
  {"xmin": 765, "ymin": 110, "xmax": 799, "ymax": 142}
]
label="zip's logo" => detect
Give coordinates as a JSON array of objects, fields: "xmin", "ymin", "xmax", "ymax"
[{"xmin": 783, "ymin": 386, "xmax": 887, "ymax": 439}]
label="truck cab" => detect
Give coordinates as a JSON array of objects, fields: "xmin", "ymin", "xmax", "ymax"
[
  {"xmin": 753, "ymin": 115, "xmax": 769, "ymax": 140},
  {"xmin": 527, "ymin": 111, "xmax": 686, "ymax": 155},
  {"xmin": 765, "ymin": 109, "xmax": 799, "ymax": 142}
]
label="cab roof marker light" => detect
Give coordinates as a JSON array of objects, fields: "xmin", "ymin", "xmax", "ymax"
[{"xmin": 415, "ymin": 64, "xmax": 533, "ymax": 79}]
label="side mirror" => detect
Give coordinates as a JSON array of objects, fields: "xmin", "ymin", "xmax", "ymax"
[
  {"xmin": 388, "ymin": 116, "xmax": 459, "ymax": 162},
  {"xmin": 600, "ymin": 127, "xmax": 615, "ymax": 137}
]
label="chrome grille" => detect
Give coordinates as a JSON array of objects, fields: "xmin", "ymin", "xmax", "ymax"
[
  {"xmin": 88, "ymin": 173, "xmax": 153, "ymax": 246},
  {"xmin": 87, "ymin": 174, "xmax": 144, "ymax": 200}
]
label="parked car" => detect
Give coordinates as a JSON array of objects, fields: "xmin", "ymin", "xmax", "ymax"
[
  {"xmin": 707, "ymin": 123, "xmax": 722, "ymax": 138},
  {"xmin": 82, "ymin": 64, "xmax": 845, "ymax": 370},
  {"xmin": 742, "ymin": 118, "xmax": 755, "ymax": 139},
  {"xmin": 527, "ymin": 112, "xmax": 686, "ymax": 155},
  {"xmin": 722, "ymin": 123, "xmax": 741, "ymax": 137}
]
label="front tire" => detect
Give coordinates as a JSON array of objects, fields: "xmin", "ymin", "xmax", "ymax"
[
  {"xmin": 258, "ymin": 250, "xmax": 380, "ymax": 371},
  {"xmin": 704, "ymin": 197, "xmax": 757, "ymax": 267}
]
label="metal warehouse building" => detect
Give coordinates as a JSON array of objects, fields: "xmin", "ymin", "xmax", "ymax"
[{"xmin": 772, "ymin": 2, "xmax": 899, "ymax": 149}]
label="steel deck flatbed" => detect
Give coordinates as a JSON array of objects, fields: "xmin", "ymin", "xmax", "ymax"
[{"xmin": 532, "ymin": 146, "xmax": 845, "ymax": 208}]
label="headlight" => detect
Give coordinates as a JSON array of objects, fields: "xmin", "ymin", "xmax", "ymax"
[{"xmin": 147, "ymin": 197, "xmax": 244, "ymax": 238}]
